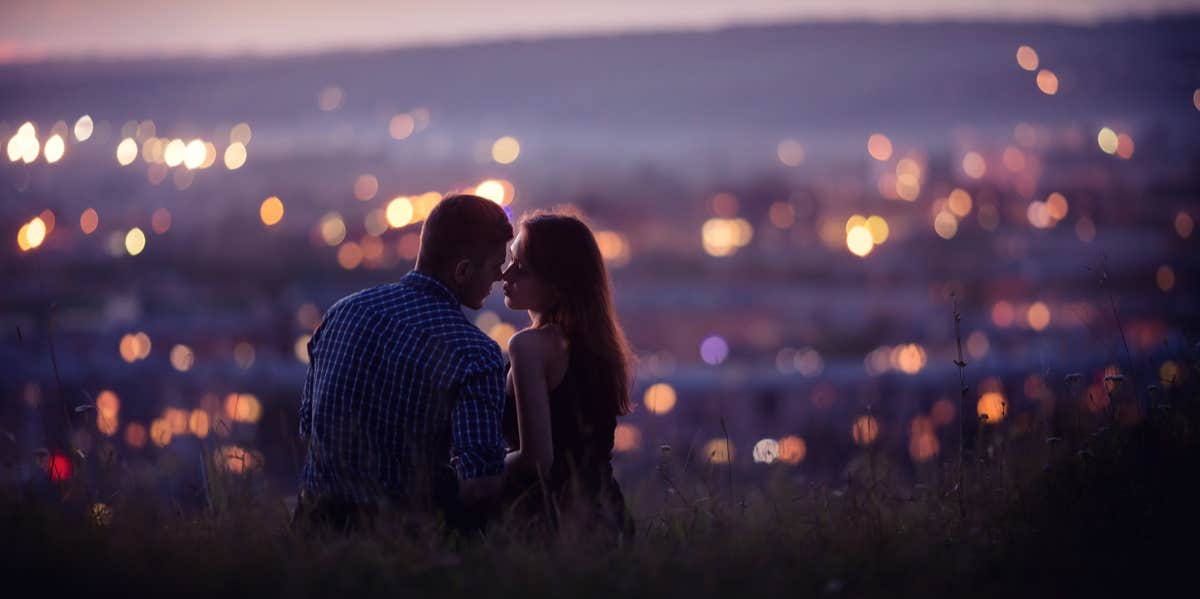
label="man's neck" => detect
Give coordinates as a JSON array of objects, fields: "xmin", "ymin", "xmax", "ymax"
[{"xmin": 413, "ymin": 267, "xmax": 462, "ymax": 305}]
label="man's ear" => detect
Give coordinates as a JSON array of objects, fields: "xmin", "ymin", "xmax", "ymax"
[{"xmin": 452, "ymin": 258, "xmax": 473, "ymax": 284}]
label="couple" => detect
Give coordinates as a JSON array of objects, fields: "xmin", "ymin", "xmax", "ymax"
[{"xmin": 296, "ymin": 194, "xmax": 633, "ymax": 537}]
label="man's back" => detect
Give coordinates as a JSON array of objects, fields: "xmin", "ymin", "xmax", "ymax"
[{"xmin": 299, "ymin": 271, "xmax": 507, "ymax": 507}]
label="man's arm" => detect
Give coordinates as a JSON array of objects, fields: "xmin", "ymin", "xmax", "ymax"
[{"xmin": 450, "ymin": 355, "xmax": 507, "ymax": 506}]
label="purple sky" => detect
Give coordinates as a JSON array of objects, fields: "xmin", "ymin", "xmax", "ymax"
[{"xmin": 3, "ymin": 0, "xmax": 1199, "ymax": 62}]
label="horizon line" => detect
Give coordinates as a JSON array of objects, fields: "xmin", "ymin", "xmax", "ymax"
[{"xmin": 3, "ymin": 9, "xmax": 1198, "ymax": 67}]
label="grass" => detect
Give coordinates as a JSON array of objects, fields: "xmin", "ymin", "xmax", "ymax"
[{"xmin": 3, "ymin": 306, "xmax": 1199, "ymax": 597}]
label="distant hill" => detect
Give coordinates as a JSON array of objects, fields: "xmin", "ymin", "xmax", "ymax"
[{"xmin": 2, "ymin": 18, "xmax": 1199, "ymax": 171}]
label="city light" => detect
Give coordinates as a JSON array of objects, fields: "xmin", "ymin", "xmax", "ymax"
[
  {"xmin": 260, "ymin": 196, "xmax": 285, "ymax": 226},
  {"xmin": 491, "ymin": 136, "xmax": 520, "ymax": 164}
]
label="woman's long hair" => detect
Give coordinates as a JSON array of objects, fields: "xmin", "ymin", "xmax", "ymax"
[{"xmin": 519, "ymin": 211, "xmax": 633, "ymax": 417}]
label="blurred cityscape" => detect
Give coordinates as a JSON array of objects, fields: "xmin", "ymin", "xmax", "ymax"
[{"xmin": 2, "ymin": 18, "xmax": 1198, "ymax": 497}]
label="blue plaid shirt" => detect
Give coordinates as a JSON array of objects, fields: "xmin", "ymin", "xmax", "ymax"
[{"xmin": 299, "ymin": 271, "xmax": 507, "ymax": 504}]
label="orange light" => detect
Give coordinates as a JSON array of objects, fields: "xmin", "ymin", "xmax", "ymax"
[
  {"xmin": 777, "ymin": 435, "xmax": 806, "ymax": 464},
  {"xmin": 80, "ymin": 208, "xmax": 99, "ymax": 234},
  {"xmin": 977, "ymin": 392, "xmax": 1007, "ymax": 423},
  {"xmin": 851, "ymin": 415, "xmax": 879, "ymax": 446},
  {"xmin": 260, "ymin": 196, "xmax": 284, "ymax": 226},
  {"xmin": 642, "ymin": 383, "xmax": 676, "ymax": 415},
  {"xmin": 1036, "ymin": 69, "xmax": 1059, "ymax": 95},
  {"xmin": 867, "ymin": 133, "xmax": 893, "ymax": 161}
]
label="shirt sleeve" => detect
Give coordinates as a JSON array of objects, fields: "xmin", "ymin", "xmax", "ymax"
[{"xmin": 449, "ymin": 351, "xmax": 507, "ymax": 480}]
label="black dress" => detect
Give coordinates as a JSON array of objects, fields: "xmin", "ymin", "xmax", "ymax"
[{"xmin": 502, "ymin": 355, "xmax": 632, "ymax": 535}]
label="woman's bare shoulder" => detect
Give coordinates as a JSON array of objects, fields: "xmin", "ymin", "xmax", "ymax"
[{"xmin": 507, "ymin": 325, "xmax": 567, "ymax": 360}]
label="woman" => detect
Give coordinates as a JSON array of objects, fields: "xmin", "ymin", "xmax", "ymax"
[{"xmin": 499, "ymin": 210, "xmax": 634, "ymax": 537}]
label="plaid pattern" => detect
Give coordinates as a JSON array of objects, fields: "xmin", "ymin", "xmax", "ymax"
[{"xmin": 299, "ymin": 271, "xmax": 507, "ymax": 504}]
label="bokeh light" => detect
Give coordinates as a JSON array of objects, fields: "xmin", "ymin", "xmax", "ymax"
[
  {"xmin": 931, "ymin": 399, "xmax": 956, "ymax": 427},
  {"xmin": 1036, "ymin": 69, "xmax": 1058, "ymax": 95},
  {"xmin": 777, "ymin": 139, "xmax": 805, "ymax": 166},
  {"xmin": 386, "ymin": 197, "xmax": 415, "ymax": 228},
  {"xmin": 224, "ymin": 393, "xmax": 262, "ymax": 423},
  {"xmin": 1175, "ymin": 212, "xmax": 1194, "ymax": 238},
  {"xmin": 1156, "ymin": 265, "xmax": 1175, "ymax": 292},
  {"xmin": 163, "ymin": 138, "xmax": 185, "ymax": 167},
  {"xmin": 909, "ymin": 430, "xmax": 940, "ymax": 462},
  {"xmin": 491, "ymin": 136, "xmax": 520, "ymax": 164},
  {"xmin": 224, "ymin": 142, "xmax": 247, "ymax": 169},
  {"xmin": 318, "ymin": 85, "xmax": 345, "ymax": 111},
  {"xmin": 977, "ymin": 391, "xmax": 1007, "ymax": 423},
  {"xmin": 116, "ymin": 138, "xmax": 138, "ymax": 165},
  {"xmin": 933, "ymin": 211, "xmax": 958, "ymax": 239},
  {"xmin": 1027, "ymin": 301, "xmax": 1051, "ymax": 331},
  {"xmin": 846, "ymin": 225, "xmax": 874, "ymax": 257},
  {"xmin": 752, "ymin": 438, "xmax": 780, "ymax": 464},
  {"xmin": 389, "ymin": 113, "xmax": 415, "ymax": 139},
  {"xmin": 124, "ymin": 422, "xmax": 147, "ymax": 449},
  {"xmin": 1097, "ymin": 127, "xmax": 1118, "ymax": 154},
  {"xmin": 151, "ymin": 208, "xmax": 172, "ymax": 235},
  {"xmin": 43, "ymin": 134, "xmax": 65, "ymax": 163},
  {"xmin": 851, "ymin": 415, "xmax": 879, "ymax": 446},
  {"xmin": 150, "ymin": 418, "xmax": 172, "ymax": 447},
  {"xmin": 169, "ymin": 344, "xmax": 194, "ymax": 372},
  {"xmin": 865, "ymin": 215, "xmax": 889, "ymax": 244},
  {"xmin": 867, "ymin": 133, "xmax": 893, "ymax": 161},
  {"xmin": 319, "ymin": 213, "xmax": 347, "ymax": 246},
  {"xmin": 353, "ymin": 174, "xmax": 378, "ymax": 201},
  {"xmin": 961, "ymin": 152, "xmax": 986, "ymax": 179},
  {"xmin": 80, "ymin": 208, "xmax": 99, "ymax": 235},
  {"xmin": 643, "ymin": 383, "xmax": 677, "ymax": 415},
  {"xmin": 703, "ymin": 438, "xmax": 734, "ymax": 464},
  {"xmin": 613, "ymin": 423, "xmax": 642, "ymax": 452},
  {"xmin": 1016, "ymin": 45, "xmax": 1039, "ymax": 71},
  {"xmin": 777, "ymin": 436, "xmax": 807, "ymax": 464},
  {"xmin": 189, "ymin": 410, "xmax": 210, "ymax": 438},
  {"xmin": 768, "ymin": 202, "xmax": 795, "ymax": 228},
  {"xmin": 294, "ymin": 335, "xmax": 312, "ymax": 364},
  {"xmin": 73, "ymin": 115, "xmax": 94, "ymax": 141},
  {"xmin": 20, "ymin": 216, "xmax": 47, "ymax": 251},
  {"xmin": 700, "ymin": 335, "xmax": 729, "ymax": 365},
  {"xmin": 474, "ymin": 179, "xmax": 514, "ymax": 206},
  {"xmin": 337, "ymin": 242, "xmax": 364, "ymax": 270},
  {"xmin": 947, "ymin": 188, "xmax": 972, "ymax": 217},
  {"xmin": 260, "ymin": 196, "xmax": 284, "ymax": 226},
  {"xmin": 594, "ymin": 230, "xmax": 631, "ymax": 267},
  {"xmin": 230, "ymin": 123, "xmax": 252, "ymax": 145},
  {"xmin": 701, "ymin": 218, "xmax": 753, "ymax": 257},
  {"xmin": 125, "ymin": 227, "xmax": 146, "ymax": 256}
]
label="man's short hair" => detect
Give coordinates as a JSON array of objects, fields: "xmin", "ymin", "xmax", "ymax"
[{"xmin": 417, "ymin": 194, "xmax": 513, "ymax": 272}]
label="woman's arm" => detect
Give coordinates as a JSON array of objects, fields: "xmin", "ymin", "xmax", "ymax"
[{"xmin": 504, "ymin": 329, "xmax": 554, "ymax": 480}]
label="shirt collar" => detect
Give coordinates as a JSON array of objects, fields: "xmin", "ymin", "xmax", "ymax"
[{"xmin": 402, "ymin": 270, "xmax": 461, "ymax": 307}]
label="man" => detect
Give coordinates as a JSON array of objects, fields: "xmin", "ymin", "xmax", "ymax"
[{"xmin": 297, "ymin": 194, "xmax": 512, "ymax": 531}]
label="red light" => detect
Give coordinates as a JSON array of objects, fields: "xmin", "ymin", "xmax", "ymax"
[{"xmin": 46, "ymin": 452, "xmax": 73, "ymax": 481}]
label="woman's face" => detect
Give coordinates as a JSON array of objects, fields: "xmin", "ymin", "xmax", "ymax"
[{"xmin": 501, "ymin": 230, "xmax": 556, "ymax": 312}]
